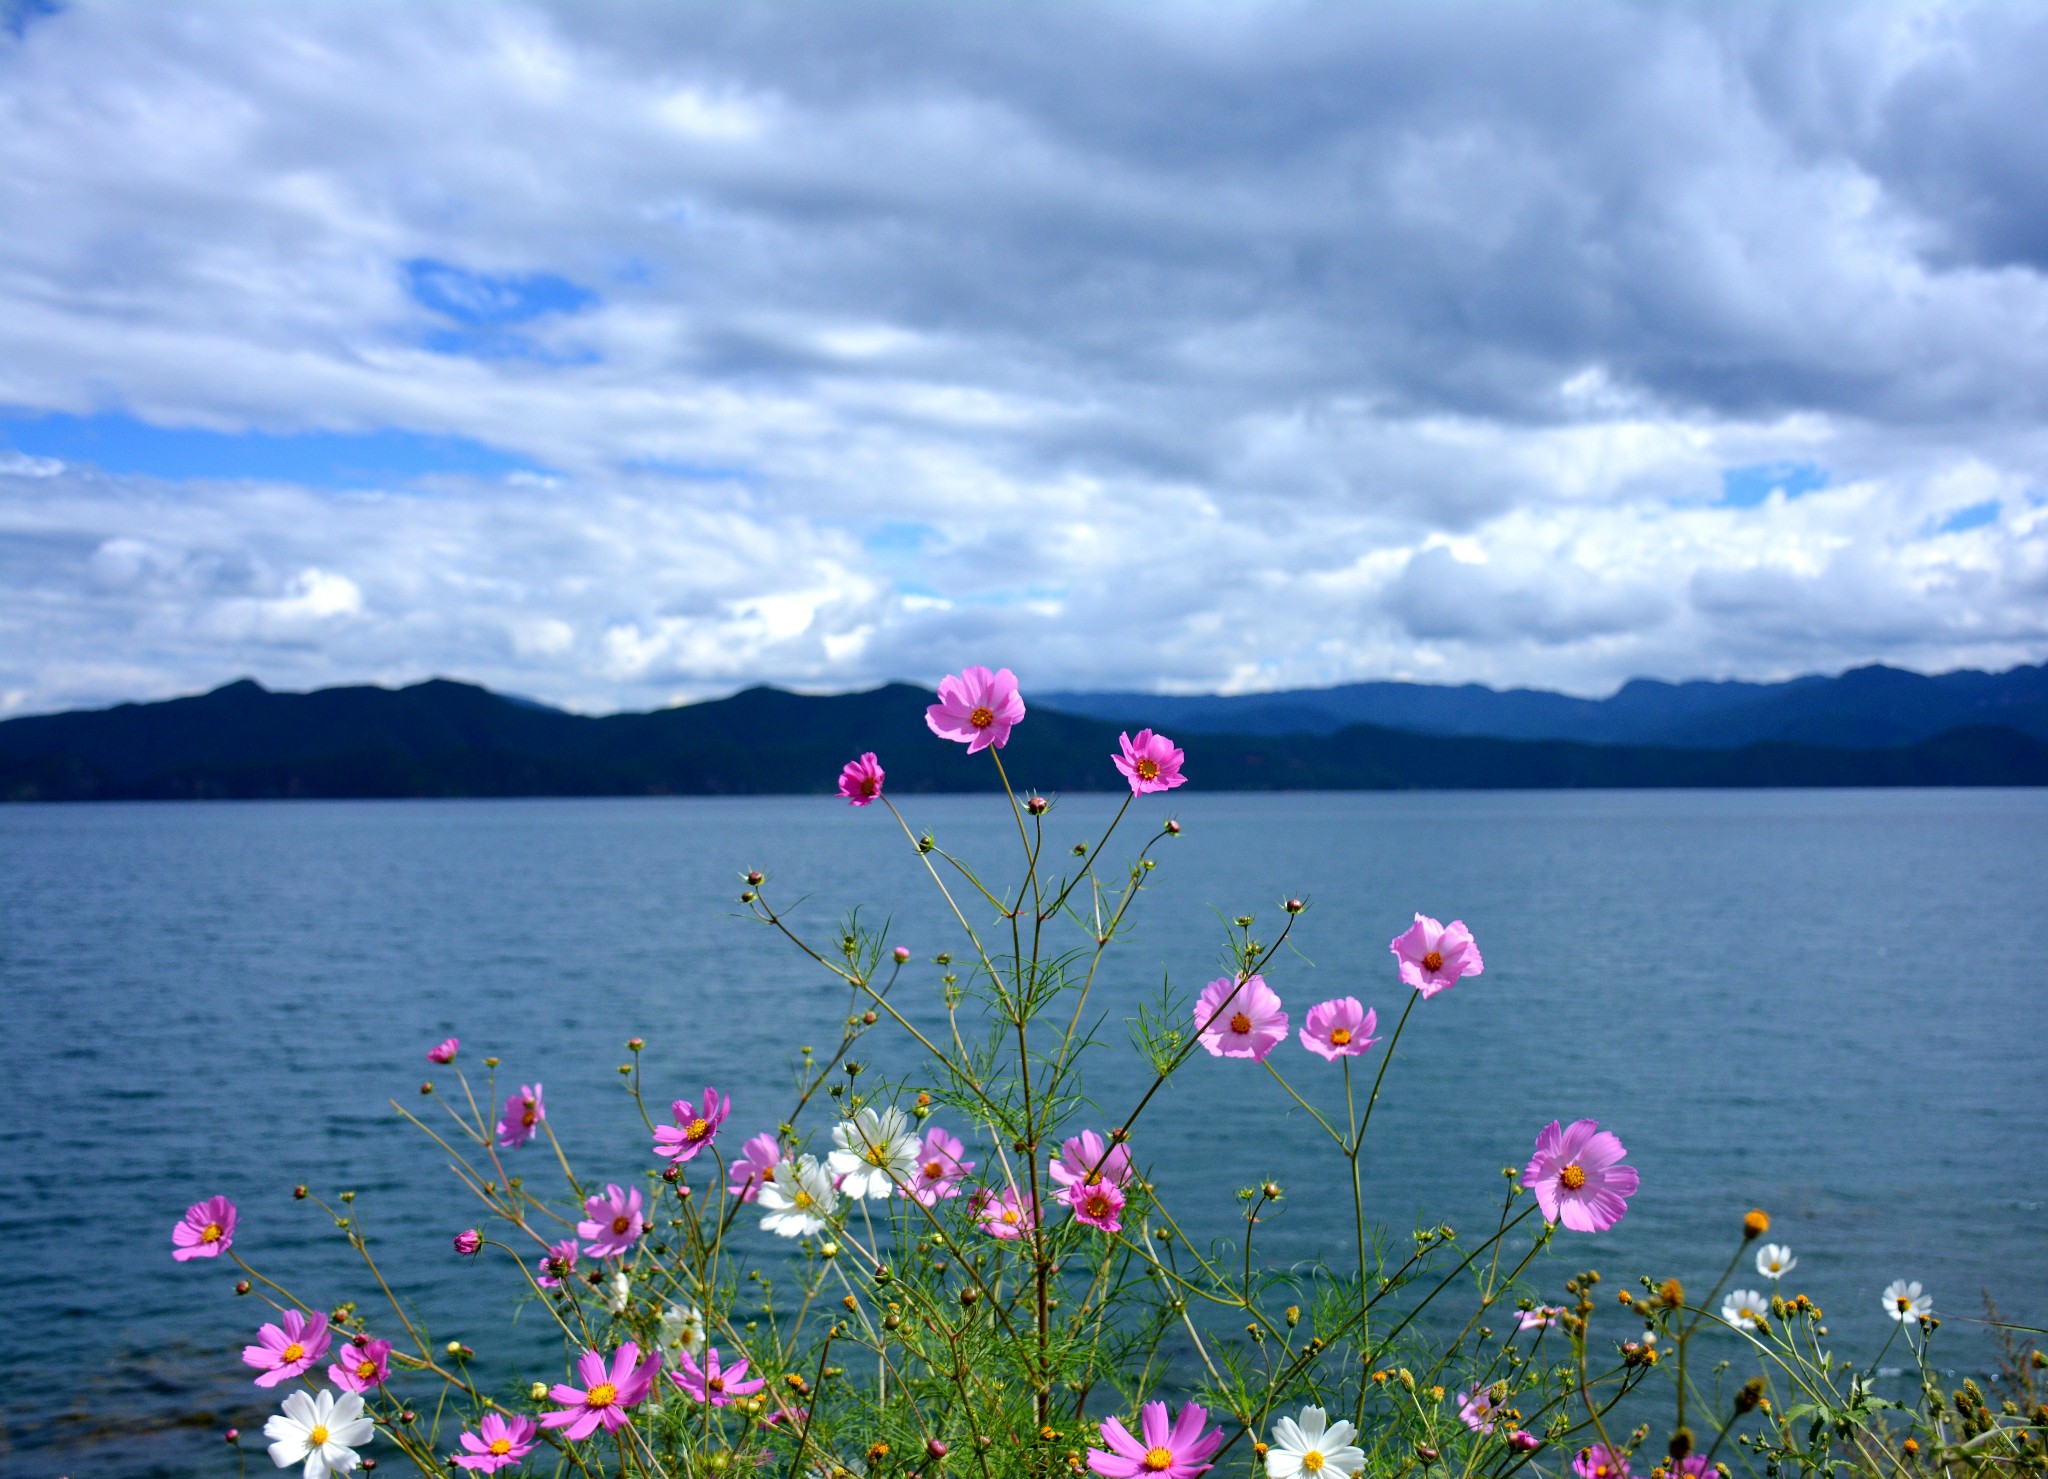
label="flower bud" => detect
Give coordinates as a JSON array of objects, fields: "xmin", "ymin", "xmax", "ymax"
[
  {"xmin": 662, "ymin": 1164, "xmax": 681, "ymax": 1183},
  {"xmin": 1660, "ymin": 1278, "xmax": 1684, "ymax": 1309},
  {"xmin": 1743, "ymin": 1209, "xmax": 1770, "ymax": 1240},
  {"xmin": 1284, "ymin": 898, "xmax": 1304, "ymax": 913},
  {"xmin": 1417, "ymin": 1446, "xmax": 1439, "ymax": 1464},
  {"xmin": 530, "ymin": 1382, "xmax": 549, "ymax": 1401},
  {"xmin": 1164, "ymin": 819, "xmax": 1180, "ymax": 835},
  {"xmin": 1510, "ymin": 1431, "xmax": 1541, "ymax": 1452},
  {"xmin": 420, "ymin": 1081, "xmax": 434, "ymax": 1095},
  {"xmin": 746, "ymin": 870, "xmax": 764, "ymax": 885},
  {"xmin": 861, "ymin": 1010, "xmax": 877, "ymax": 1025},
  {"xmin": 893, "ymin": 946, "xmax": 911, "ymax": 962},
  {"xmin": 627, "ymin": 1037, "xmax": 644, "ymax": 1051},
  {"xmin": 1025, "ymin": 794, "xmax": 1048, "ymax": 815},
  {"xmin": 293, "ymin": 1184, "xmax": 308, "ymax": 1199},
  {"xmin": 225, "ymin": 1428, "xmax": 240, "ymax": 1443},
  {"xmin": 453, "ymin": 1228, "xmax": 482, "ymax": 1255},
  {"xmin": 483, "ymin": 1056, "xmax": 499, "ymax": 1067},
  {"xmin": 236, "ymin": 1280, "xmax": 251, "ymax": 1295},
  {"xmin": 398, "ymin": 1410, "xmax": 416, "ymax": 1425},
  {"xmin": 928, "ymin": 1438, "xmax": 950, "ymax": 1458}
]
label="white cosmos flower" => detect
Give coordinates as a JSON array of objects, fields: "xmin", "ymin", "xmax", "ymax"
[
  {"xmin": 759, "ymin": 1154, "xmax": 838, "ymax": 1237},
  {"xmin": 827, "ymin": 1106, "xmax": 920, "ymax": 1200},
  {"xmin": 658, "ymin": 1301, "xmax": 705, "ymax": 1355},
  {"xmin": 264, "ymin": 1388, "xmax": 374, "ymax": 1479},
  {"xmin": 1266, "ymin": 1404, "xmax": 1365, "ymax": 1478},
  {"xmin": 604, "ymin": 1270, "xmax": 631, "ymax": 1315},
  {"xmin": 1756, "ymin": 1244, "xmax": 1797, "ymax": 1280},
  {"xmin": 1721, "ymin": 1289, "xmax": 1771, "ymax": 1329},
  {"xmin": 1882, "ymin": 1279, "xmax": 1932, "ymax": 1324}
]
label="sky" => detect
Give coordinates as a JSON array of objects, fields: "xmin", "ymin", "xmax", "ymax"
[{"xmin": 3, "ymin": 1, "xmax": 2047, "ymax": 716}]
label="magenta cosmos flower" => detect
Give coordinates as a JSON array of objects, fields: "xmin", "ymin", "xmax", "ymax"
[
  {"xmin": 496, "ymin": 1083, "xmax": 545, "ymax": 1149},
  {"xmin": 838, "ymin": 752, "xmax": 885, "ymax": 806},
  {"xmin": 329, "ymin": 1336, "xmax": 392, "ymax": 1394},
  {"xmin": 243, "ymin": 1309, "xmax": 331, "ymax": 1388},
  {"xmin": 1573, "ymin": 1446, "xmax": 1635, "ymax": 1479},
  {"xmin": 172, "ymin": 1195, "xmax": 237, "ymax": 1261},
  {"xmin": 669, "ymin": 1345, "xmax": 766, "ymax": 1407},
  {"xmin": 578, "ymin": 1184, "xmax": 646, "ymax": 1258},
  {"xmin": 1525, "ymin": 1119, "xmax": 1639, "ymax": 1233},
  {"xmin": 925, "ymin": 666, "xmax": 1025, "ymax": 753},
  {"xmin": 1113, "ymin": 729, "xmax": 1186, "ymax": 795},
  {"xmin": 1066, "ymin": 1177, "xmax": 1126, "ymax": 1233},
  {"xmin": 1300, "ymin": 998, "xmax": 1377, "ymax": 1061},
  {"xmin": 1456, "ymin": 1386, "xmax": 1501, "ymax": 1433},
  {"xmin": 453, "ymin": 1228, "xmax": 482, "ymax": 1256},
  {"xmin": 1193, "ymin": 974, "xmax": 1288, "ymax": 1062},
  {"xmin": 427, "ymin": 1037, "xmax": 459, "ymax": 1064},
  {"xmin": 1088, "ymin": 1400, "xmax": 1225, "ymax": 1478},
  {"xmin": 907, "ymin": 1125, "xmax": 976, "ymax": 1207},
  {"xmin": 542, "ymin": 1343, "xmax": 658, "ymax": 1441},
  {"xmin": 452, "ymin": 1413, "xmax": 539, "ymax": 1473},
  {"xmin": 973, "ymin": 1186, "xmax": 1037, "ymax": 1240},
  {"xmin": 1389, "ymin": 914, "xmax": 1484, "ymax": 998},
  {"xmin": 1517, "ymin": 1305, "xmax": 1563, "ymax": 1330},
  {"xmin": 653, "ymin": 1087, "xmax": 729, "ymax": 1163},
  {"xmin": 1048, "ymin": 1129, "xmax": 1133, "ymax": 1192},
  {"xmin": 537, "ymin": 1238, "xmax": 579, "ymax": 1289},
  {"xmin": 726, "ymin": 1132, "xmax": 781, "ymax": 1202}
]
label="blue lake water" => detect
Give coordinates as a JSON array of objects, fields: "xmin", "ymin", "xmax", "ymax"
[{"xmin": 3, "ymin": 790, "xmax": 2045, "ymax": 1477}]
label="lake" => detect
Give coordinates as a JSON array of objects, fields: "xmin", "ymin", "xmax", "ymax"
[{"xmin": 3, "ymin": 790, "xmax": 2044, "ymax": 1477}]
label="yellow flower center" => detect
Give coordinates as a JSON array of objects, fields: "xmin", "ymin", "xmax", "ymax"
[
  {"xmin": 308, "ymin": 1424, "xmax": 329, "ymax": 1446},
  {"xmin": 281, "ymin": 1343, "xmax": 305, "ymax": 1363},
  {"xmin": 201, "ymin": 1222, "xmax": 223, "ymax": 1243},
  {"xmin": 1144, "ymin": 1448, "xmax": 1174, "ymax": 1472},
  {"xmin": 1422, "ymin": 950, "xmax": 1444, "ymax": 971},
  {"xmin": 612, "ymin": 1215, "xmax": 632, "ymax": 1234},
  {"xmin": 1230, "ymin": 1011, "xmax": 1252, "ymax": 1034},
  {"xmin": 488, "ymin": 1438, "xmax": 512, "ymax": 1456},
  {"xmin": 1330, "ymin": 1027, "xmax": 1352, "ymax": 1046},
  {"xmin": 686, "ymin": 1117, "xmax": 711, "ymax": 1141},
  {"xmin": 1136, "ymin": 756, "xmax": 1159, "ymax": 780},
  {"xmin": 865, "ymin": 1143, "xmax": 891, "ymax": 1166},
  {"xmin": 1897, "ymin": 1297, "xmax": 1911, "ymax": 1311},
  {"xmin": 1303, "ymin": 1453, "xmax": 1327, "ymax": 1474},
  {"xmin": 1559, "ymin": 1164, "xmax": 1587, "ymax": 1191},
  {"xmin": 521, "ymin": 1103, "xmax": 537, "ymax": 1127},
  {"xmin": 1001, "ymin": 1208, "xmax": 1020, "ymax": 1225},
  {"xmin": 792, "ymin": 1190, "xmax": 813, "ymax": 1209},
  {"xmin": 969, "ymin": 705, "xmax": 994, "ymax": 728},
  {"xmin": 356, "ymin": 1359, "xmax": 377, "ymax": 1379},
  {"xmin": 586, "ymin": 1382, "xmax": 617, "ymax": 1409},
  {"xmin": 924, "ymin": 1161, "xmax": 946, "ymax": 1180}
]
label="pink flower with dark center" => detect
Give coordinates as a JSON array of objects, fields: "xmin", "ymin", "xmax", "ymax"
[
  {"xmin": 495, "ymin": 1083, "xmax": 545, "ymax": 1149},
  {"xmin": 541, "ymin": 1343, "xmax": 658, "ymax": 1441},
  {"xmin": 1525, "ymin": 1120, "xmax": 1639, "ymax": 1233},
  {"xmin": 328, "ymin": 1336, "xmax": 392, "ymax": 1394},
  {"xmin": 1193, "ymin": 974, "xmax": 1288, "ymax": 1062},
  {"xmin": 907, "ymin": 1126, "xmax": 976, "ymax": 1207},
  {"xmin": 578, "ymin": 1184, "xmax": 646, "ymax": 1258},
  {"xmin": 1389, "ymin": 914, "xmax": 1484, "ymax": 998},
  {"xmin": 837, "ymin": 753, "xmax": 886, "ymax": 806},
  {"xmin": 1457, "ymin": 1386, "xmax": 1501, "ymax": 1433},
  {"xmin": 1300, "ymin": 998, "xmax": 1377, "ymax": 1061},
  {"xmin": 1087, "ymin": 1400, "xmax": 1225, "ymax": 1477},
  {"xmin": 173, "ymin": 1195, "xmax": 237, "ymax": 1261},
  {"xmin": 1113, "ymin": 729, "xmax": 1187, "ymax": 795},
  {"xmin": 725, "ymin": 1132, "xmax": 781, "ymax": 1202},
  {"xmin": 925, "ymin": 666, "xmax": 1025, "ymax": 753},
  {"xmin": 453, "ymin": 1228, "xmax": 482, "ymax": 1256},
  {"xmin": 670, "ymin": 1345, "xmax": 767, "ymax": 1407},
  {"xmin": 427, "ymin": 1037, "xmax": 459, "ymax": 1064},
  {"xmin": 536, "ymin": 1238, "xmax": 579, "ymax": 1289},
  {"xmin": 1573, "ymin": 1446, "xmax": 1635, "ymax": 1479},
  {"xmin": 243, "ymin": 1309, "xmax": 331, "ymax": 1388},
  {"xmin": 653, "ymin": 1088, "xmax": 730, "ymax": 1164},
  {"xmin": 1517, "ymin": 1305, "xmax": 1563, "ymax": 1330},
  {"xmin": 1049, "ymin": 1130, "xmax": 1133, "ymax": 1191},
  {"xmin": 1066, "ymin": 1176, "xmax": 1126, "ymax": 1233},
  {"xmin": 972, "ymin": 1186, "xmax": 1038, "ymax": 1240},
  {"xmin": 453, "ymin": 1413, "xmax": 539, "ymax": 1473}
]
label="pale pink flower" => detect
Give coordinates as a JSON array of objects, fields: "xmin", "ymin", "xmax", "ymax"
[
  {"xmin": 453, "ymin": 1413, "xmax": 539, "ymax": 1472},
  {"xmin": 1389, "ymin": 914, "xmax": 1484, "ymax": 998},
  {"xmin": 328, "ymin": 1336, "xmax": 392, "ymax": 1394},
  {"xmin": 1517, "ymin": 1305, "xmax": 1563, "ymax": 1330},
  {"xmin": 495, "ymin": 1083, "xmax": 545, "ymax": 1148},
  {"xmin": 578, "ymin": 1184, "xmax": 646, "ymax": 1258},
  {"xmin": 726, "ymin": 1132, "xmax": 781, "ymax": 1202},
  {"xmin": 1087, "ymin": 1400, "xmax": 1225, "ymax": 1477},
  {"xmin": 653, "ymin": 1087, "xmax": 730, "ymax": 1163},
  {"xmin": 1457, "ymin": 1386, "xmax": 1501, "ymax": 1433},
  {"xmin": 243, "ymin": 1309, "xmax": 331, "ymax": 1388},
  {"xmin": 925, "ymin": 666, "xmax": 1025, "ymax": 753},
  {"xmin": 907, "ymin": 1126, "xmax": 976, "ymax": 1206},
  {"xmin": 427, "ymin": 1037, "xmax": 459, "ymax": 1064},
  {"xmin": 1113, "ymin": 729, "xmax": 1187, "ymax": 794},
  {"xmin": 1525, "ymin": 1120, "xmax": 1638, "ymax": 1233},
  {"xmin": 172, "ymin": 1195, "xmax": 236, "ymax": 1261},
  {"xmin": 1048, "ymin": 1130, "xmax": 1133, "ymax": 1191},
  {"xmin": 973, "ymin": 1186, "xmax": 1038, "ymax": 1240},
  {"xmin": 453, "ymin": 1228, "xmax": 482, "ymax": 1256},
  {"xmin": 838, "ymin": 752, "xmax": 886, "ymax": 806},
  {"xmin": 1193, "ymin": 974, "xmax": 1288, "ymax": 1061},
  {"xmin": 669, "ymin": 1346, "xmax": 766, "ymax": 1408},
  {"xmin": 1300, "ymin": 998, "xmax": 1377, "ymax": 1061},
  {"xmin": 1066, "ymin": 1177, "xmax": 1126, "ymax": 1233},
  {"xmin": 536, "ymin": 1238, "xmax": 579, "ymax": 1289},
  {"xmin": 1573, "ymin": 1446, "xmax": 1634, "ymax": 1479},
  {"xmin": 541, "ymin": 1343, "xmax": 658, "ymax": 1441}
]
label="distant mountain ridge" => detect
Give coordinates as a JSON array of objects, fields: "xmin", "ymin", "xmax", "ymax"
[
  {"xmin": 2, "ymin": 673, "xmax": 2044, "ymax": 800},
  {"xmin": 1040, "ymin": 662, "xmax": 2048, "ymax": 747}
]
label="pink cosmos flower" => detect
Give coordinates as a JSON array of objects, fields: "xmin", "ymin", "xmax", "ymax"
[
  {"xmin": 1066, "ymin": 1176, "xmax": 1126, "ymax": 1233},
  {"xmin": 669, "ymin": 1345, "xmax": 767, "ymax": 1408},
  {"xmin": 1517, "ymin": 1305, "xmax": 1563, "ymax": 1330},
  {"xmin": 453, "ymin": 1413, "xmax": 539, "ymax": 1473},
  {"xmin": 328, "ymin": 1337, "xmax": 392, "ymax": 1394},
  {"xmin": 1525, "ymin": 1119, "xmax": 1639, "ymax": 1233},
  {"xmin": 837, "ymin": 752, "xmax": 886, "ymax": 806},
  {"xmin": 172, "ymin": 1195, "xmax": 237, "ymax": 1261},
  {"xmin": 1389, "ymin": 914, "xmax": 1484, "ymax": 998},
  {"xmin": 1673, "ymin": 1459, "xmax": 1715, "ymax": 1479},
  {"xmin": 1573, "ymin": 1446, "xmax": 1635, "ymax": 1479},
  {"xmin": 578, "ymin": 1184, "xmax": 646, "ymax": 1258},
  {"xmin": 925, "ymin": 666, "xmax": 1025, "ymax": 753},
  {"xmin": 1049, "ymin": 1130, "xmax": 1133, "ymax": 1191},
  {"xmin": 1087, "ymin": 1400, "xmax": 1225, "ymax": 1478},
  {"xmin": 907, "ymin": 1125, "xmax": 976, "ymax": 1207},
  {"xmin": 1300, "ymin": 998, "xmax": 1377, "ymax": 1061},
  {"xmin": 653, "ymin": 1087, "xmax": 730, "ymax": 1163},
  {"xmin": 725, "ymin": 1132, "xmax": 781, "ymax": 1202},
  {"xmin": 1510, "ymin": 1431, "xmax": 1543, "ymax": 1452},
  {"xmin": 541, "ymin": 1343, "xmax": 658, "ymax": 1441},
  {"xmin": 1193, "ymin": 974, "xmax": 1288, "ymax": 1061},
  {"xmin": 496, "ymin": 1083, "xmax": 545, "ymax": 1149},
  {"xmin": 973, "ymin": 1186, "xmax": 1038, "ymax": 1240},
  {"xmin": 536, "ymin": 1238, "xmax": 579, "ymax": 1289},
  {"xmin": 427, "ymin": 1037, "xmax": 459, "ymax": 1064},
  {"xmin": 1113, "ymin": 729, "xmax": 1187, "ymax": 794},
  {"xmin": 1456, "ymin": 1386, "xmax": 1501, "ymax": 1433},
  {"xmin": 453, "ymin": 1228, "xmax": 482, "ymax": 1256},
  {"xmin": 243, "ymin": 1309, "xmax": 331, "ymax": 1388}
]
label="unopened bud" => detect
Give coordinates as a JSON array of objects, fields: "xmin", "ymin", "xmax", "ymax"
[
  {"xmin": 746, "ymin": 870, "xmax": 764, "ymax": 885},
  {"xmin": 928, "ymin": 1437, "xmax": 950, "ymax": 1458},
  {"xmin": 1025, "ymin": 795, "xmax": 1048, "ymax": 815},
  {"xmin": 225, "ymin": 1428, "xmax": 240, "ymax": 1443},
  {"xmin": 420, "ymin": 1081, "xmax": 434, "ymax": 1095},
  {"xmin": 1164, "ymin": 818, "xmax": 1180, "ymax": 835},
  {"xmin": 293, "ymin": 1184, "xmax": 308, "ymax": 1199},
  {"xmin": 627, "ymin": 1037, "xmax": 644, "ymax": 1051},
  {"xmin": 483, "ymin": 1056, "xmax": 499, "ymax": 1068},
  {"xmin": 235, "ymin": 1279, "xmax": 251, "ymax": 1295},
  {"xmin": 893, "ymin": 946, "xmax": 911, "ymax": 962},
  {"xmin": 1743, "ymin": 1209, "xmax": 1770, "ymax": 1240},
  {"xmin": 1284, "ymin": 898, "xmax": 1304, "ymax": 913}
]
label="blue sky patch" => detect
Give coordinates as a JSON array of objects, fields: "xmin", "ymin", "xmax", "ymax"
[
  {"xmin": 1937, "ymin": 499, "xmax": 1999, "ymax": 534},
  {"xmin": 1719, "ymin": 460, "xmax": 1830, "ymax": 508},
  {"xmin": 403, "ymin": 259, "xmax": 599, "ymax": 362},
  {"xmin": 864, "ymin": 521, "xmax": 939, "ymax": 555}
]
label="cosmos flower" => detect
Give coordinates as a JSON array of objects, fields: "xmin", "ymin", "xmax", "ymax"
[
  {"xmin": 838, "ymin": 752, "xmax": 886, "ymax": 805},
  {"xmin": 725, "ymin": 1132, "xmax": 781, "ymax": 1202},
  {"xmin": 1572, "ymin": 1446, "xmax": 1634, "ymax": 1479},
  {"xmin": 541, "ymin": 1344, "xmax": 659, "ymax": 1441},
  {"xmin": 1066, "ymin": 1176, "xmax": 1126, "ymax": 1233},
  {"xmin": 1456, "ymin": 1387, "xmax": 1502, "ymax": 1433},
  {"xmin": 577, "ymin": 1185, "xmax": 646, "ymax": 1258},
  {"xmin": 1193, "ymin": 974, "xmax": 1288, "ymax": 1062},
  {"xmin": 451, "ymin": 1414, "xmax": 538, "ymax": 1473},
  {"xmin": 1300, "ymin": 998, "xmax": 1377, "ymax": 1061},
  {"xmin": 974, "ymin": 1185, "xmax": 1038, "ymax": 1240},
  {"xmin": 906, "ymin": 1125, "xmax": 976, "ymax": 1206},
  {"xmin": 453, "ymin": 1228, "xmax": 482, "ymax": 1256},
  {"xmin": 495, "ymin": 1084, "xmax": 545, "ymax": 1149},
  {"xmin": 653, "ymin": 1087, "xmax": 730, "ymax": 1163},
  {"xmin": 244, "ymin": 1310, "xmax": 332, "ymax": 1388},
  {"xmin": 173, "ymin": 1195, "xmax": 237, "ymax": 1262},
  {"xmin": 263, "ymin": 1388, "xmax": 374, "ymax": 1479},
  {"xmin": 827, "ymin": 1106, "xmax": 921, "ymax": 1200},
  {"xmin": 536, "ymin": 1238, "xmax": 578, "ymax": 1289},
  {"xmin": 759, "ymin": 1155, "xmax": 838, "ymax": 1237},
  {"xmin": 1049, "ymin": 1130, "xmax": 1133, "ymax": 1191},
  {"xmin": 1756, "ymin": 1244, "xmax": 1797, "ymax": 1280},
  {"xmin": 1088, "ymin": 1400, "xmax": 1225, "ymax": 1477},
  {"xmin": 1524, "ymin": 1119, "xmax": 1639, "ymax": 1233},
  {"xmin": 925, "ymin": 666, "xmax": 1025, "ymax": 753},
  {"xmin": 1114, "ymin": 729, "xmax": 1187, "ymax": 794},
  {"xmin": 1266, "ymin": 1405, "xmax": 1366, "ymax": 1477},
  {"xmin": 1518, "ymin": 1306, "xmax": 1563, "ymax": 1330},
  {"xmin": 1882, "ymin": 1280, "xmax": 1932, "ymax": 1324},
  {"xmin": 604, "ymin": 1271, "xmax": 631, "ymax": 1316},
  {"xmin": 657, "ymin": 1302, "xmax": 705, "ymax": 1356},
  {"xmin": 1389, "ymin": 914, "xmax": 1484, "ymax": 998},
  {"xmin": 426, "ymin": 1038, "xmax": 459, "ymax": 1064},
  {"xmin": 1721, "ymin": 1290, "xmax": 1770, "ymax": 1330},
  {"xmin": 669, "ymin": 1345, "xmax": 766, "ymax": 1408},
  {"xmin": 328, "ymin": 1337, "xmax": 392, "ymax": 1394}
]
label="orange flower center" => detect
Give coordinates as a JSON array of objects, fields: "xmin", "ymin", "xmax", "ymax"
[
  {"xmin": 1086, "ymin": 1194, "xmax": 1113, "ymax": 1218},
  {"xmin": 281, "ymin": 1343, "xmax": 305, "ymax": 1363},
  {"xmin": 1559, "ymin": 1164, "xmax": 1587, "ymax": 1191},
  {"xmin": 1136, "ymin": 756, "xmax": 1159, "ymax": 780},
  {"xmin": 1230, "ymin": 1011, "xmax": 1252, "ymax": 1034},
  {"xmin": 1303, "ymin": 1453, "xmax": 1328, "ymax": 1474},
  {"xmin": 585, "ymin": 1382, "xmax": 617, "ymax": 1409},
  {"xmin": 356, "ymin": 1359, "xmax": 377, "ymax": 1379},
  {"xmin": 1422, "ymin": 950, "xmax": 1444, "ymax": 971},
  {"xmin": 969, "ymin": 705, "xmax": 994, "ymax": 728},
  {"xmin": 488, "ymin": 1438, "xmax": 512, "ymax": 1456},
  {"xmin": 709, "ymin": 1374, "xmax": 726, "ymax": 1392},
  {"xmin": 1897, "ymin": 1297, "xmax": 1911, "ymax": 1311},
  {"xmin": 924, "ymin": 1161, "xmax": 946, "ymax": 1180},
  {"xmin": 308, "ymin": 1424, "xmax": 329, "ymax": 1447},
  {"xmin": 1330, "ymin": 1027, "xmax": 1352, "ymax": 1045},
  {"xmin": 611, "ymin": 1215, "xmax": 632, "ymax": 1234},
  {"xmin": 865, "ymin": 1143, "xmax": 891, "ymax": 1166},
  {"xmin": 685, "ymin": 1117, "xmax": 711, "ymax": 1141},
  {"xmin": 521, "ymin": 1104, "xmax": 537, "ymax": 1127},
  {"xmin": 1000, "ymin": 1208, "xmax": 1020, "ymax": 1225},
  {"xmin": 200, "ymin": 1222, "xmax": 223, "ymax": 1243},
  {"xmin": 1144, "ymin": 1449, "xmax": 1174, "ymax": 1472}
]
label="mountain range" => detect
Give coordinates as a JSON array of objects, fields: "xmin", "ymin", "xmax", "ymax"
[{"xmin": 2, "ymin": 664, "xmax": 2045, "ymax": 801}]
